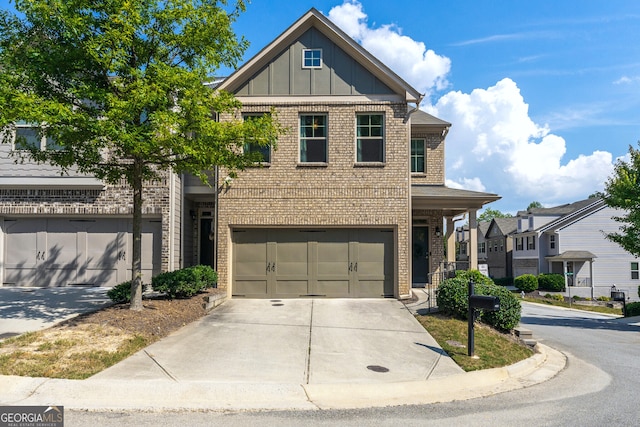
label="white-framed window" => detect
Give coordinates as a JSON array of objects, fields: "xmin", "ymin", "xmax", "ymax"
[
  {"xmin": 13, "ymin": 122, "xmax": 61, "ymax": 151},
  {"xmin": 302, "ymin": 49, "xmax": 322, "ymax": 68},
  {"xmin": 410, "ymin": 138, "xmax": 425, "ymax": 173},
  {"xmin": 299, "ymin": 114, "xmax": 327, "ymax": 163},
  {"xmin": 478, "ymin": 242, "xmax": 486, "ymax": 254},
  {"xmin": 500, "ymin": 240, "xmax": 504, "ymax": 252},
  {"xmin": 515, "ymin": 237, "xmax": 523, "ymax": 251},
  {"xmin": 243, "ymin": 114, "xmax": 271, "ymax": 163},
  {"xmin": 632, "ymin": 262, "xmax": 639, "ymax": 280},
  {"xmin": 356, "ymin": 113, "xmax": 384, "ymax": 163},
  {"xmin": 549, "ymin": 234, "xmax": 556, "ymax": 250}
]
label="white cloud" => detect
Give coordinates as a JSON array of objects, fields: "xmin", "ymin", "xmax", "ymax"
[
  {"xmin": 432, "ymin": 78, "xmax": 615, "ymax": 204},
  {"xmin": 327, "ymin": 0, "xmax": 450, "ymax": 97},
  {"xmin": 326, "ymin": 0, "xmax": 616, "ymax": 210}
]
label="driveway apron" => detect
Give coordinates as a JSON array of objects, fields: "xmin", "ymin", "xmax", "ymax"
[{"xmin": 92, "ymin": 298, "xmax": 460, "ymax": 384}]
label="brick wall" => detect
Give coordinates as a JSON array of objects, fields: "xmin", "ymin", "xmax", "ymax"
[{"xmin": 217, "ymin": 101, "xmax": 412, "ymax": 297}]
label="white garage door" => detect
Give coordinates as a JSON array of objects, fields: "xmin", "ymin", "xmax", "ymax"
[
  {"xmin": 1, "ymin": 218, "xmax": 161, "ymax": 287},
  {"xmin": 233, "ymin": 228, "xmax": 394, "ymax": 298}
]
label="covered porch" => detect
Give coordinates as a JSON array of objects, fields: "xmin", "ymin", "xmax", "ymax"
[
  {"xmin": 411, "ymin": 185, "xmax": 500, "ymax": 285},
  {"xmin": 547, "ymin": 250, "xmax": 597, "ymax": 297}
]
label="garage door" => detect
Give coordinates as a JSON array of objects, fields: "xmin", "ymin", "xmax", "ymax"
[
  {"xmin": 2, "ymin": 218, "xmax": 161, "ymax": 287},
  {"xmin": 232, "ymin": 229, "xmax": 394, "ymax": 298}
]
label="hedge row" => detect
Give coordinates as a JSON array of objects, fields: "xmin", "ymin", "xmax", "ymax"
[
  {"xmin": 107, "ymin": 265, "xmax": 218, "ymax": 303},
  {"xmin": 436, "ymin": 271, "xmax": 521, "ymax": 332},
  {"xmin": 626, "ymin": 302, "xmax": 640, "ymax": 317}
]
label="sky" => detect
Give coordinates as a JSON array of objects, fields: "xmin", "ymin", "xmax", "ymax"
[{"xmin": 2, "ymin": 0, "xmax": 640, "ymax": 215}]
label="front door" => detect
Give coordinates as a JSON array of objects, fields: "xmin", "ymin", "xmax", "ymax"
[{"xmin": 412, "ymin": 226, "xmax": 429, "ymax": 284}]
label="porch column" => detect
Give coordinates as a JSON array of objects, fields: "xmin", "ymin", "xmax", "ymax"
[
  {"xmin": 445, "ymin": 216, "xmax": 456, "ymax": 264},
  {"xmin": 469, "ymin": 209, "xmax": 478, "ymax": 270},
  {"xmin": 590, "ymin": 259, "xmax": 594, "ymax": 300}
]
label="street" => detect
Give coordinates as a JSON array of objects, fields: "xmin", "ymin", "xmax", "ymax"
[{"xmin": 67, "ymin": 302, "xmax": 640, "ymax": 426}]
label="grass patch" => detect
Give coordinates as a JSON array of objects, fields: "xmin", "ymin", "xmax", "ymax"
[
  {"xmin": 415, "ymin": 313, "xmax": 533, "ymax": 371},
  {"xmin": 0, "ymin": 325, "xmax": 149, "ymax": 379},
  {"xmin": 522, "ymin": 297, "xmax": 623, "ymax": 315}
]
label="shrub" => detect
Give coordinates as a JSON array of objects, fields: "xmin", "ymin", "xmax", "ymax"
[
  {"xmin": 552, "ymin": 294, "xmax": 564, "ymax": 301},
  {"xmin": 538, "ymin": 274, "xmax": 565, "ymax": 292},
  {"xmin": 514, "ymin": 274, "xmax": 538, "ymax": 293},
  {"xmin": 625, "ymin": 302, "xmax": 640, "ymax": 317},
  {"xmin": 152, "ymin": 265, "xmax": 218, "ymax": 299},
  {"xmin": 107, "ymin": 281, "xmax": 147, "ymax": 303},
  {"xmin": 572, "ymin": 295, "xmax": 583, "ymax": 301},
  {"xmin": 597, "ymin": 296, "xmax": 611, "ymax": 301},
  {"xmin": 493, "ymin": 277, "xmax": 513, "ymax": 287},
  {"xmin": 455, "ymin": 269, "xmax": 494, "ymax": 286},
  {"xmin": 437, "ymin": 276, "xmax": 521, "ymax": 332}
]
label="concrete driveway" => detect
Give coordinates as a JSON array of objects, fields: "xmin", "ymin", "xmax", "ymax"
[
  {"xmin": 93, "ymin": 298, "xmax": 462, "ymax": 384},
  {"xmin": 0, "ymin": 286, "xmax": 111, "ymax": 339}
]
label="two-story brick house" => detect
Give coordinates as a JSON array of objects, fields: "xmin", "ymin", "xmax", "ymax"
[{"xmin": 1, "ymin": 9, "xmax": 499, "ymax": 298}]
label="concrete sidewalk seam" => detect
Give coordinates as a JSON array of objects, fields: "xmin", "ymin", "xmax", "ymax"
[{"xmin": 144, "ymin": 350, "xmax": 178, "ymax": 382}]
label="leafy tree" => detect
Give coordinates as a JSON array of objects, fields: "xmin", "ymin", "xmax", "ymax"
[
  {"xmin": 602, "ymin": 143, "xmax": 640, "ymax": 257},
  {"xmin": 478, "ymin": 208, "xmax": 512, "ymax": 222},
  {"xmin": 527, "ymin": 201, "xmax": 543, "ymax": 210},
  {"xmin": 0, "ymin": 0, "xmax": 283, "ymax": 310}
]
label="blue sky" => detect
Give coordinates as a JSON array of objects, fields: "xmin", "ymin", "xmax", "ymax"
[{"xmin": 3, "ymin": 0, "xmax": 639, "ymax": 214}]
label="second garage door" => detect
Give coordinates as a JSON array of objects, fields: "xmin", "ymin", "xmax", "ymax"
[{"xmin": 233, "ymin": 228, "xmax": 394, "ymax": 298}]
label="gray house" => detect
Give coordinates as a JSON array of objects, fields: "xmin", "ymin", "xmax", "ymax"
[{"xmin": 512, "ymin": 198, "xmax": 638, "ymax": 300}]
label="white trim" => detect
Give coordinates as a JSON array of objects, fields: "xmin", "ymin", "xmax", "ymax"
[
  {"xmin": 234, "ymin": 94, "xmax": 406, "ymax": 104},
  {"xmin": 302, "ymin": 48, "xmax": 323, "ymax": 69}
]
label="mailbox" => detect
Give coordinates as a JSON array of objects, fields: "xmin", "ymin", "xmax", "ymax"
[
  {"xmin": 611, "ymin": 291, "xmax": 625, "ymax": 302},
  {"xmin": 469, "ymin": 295, "xmax": 500, "ymax": 311}
]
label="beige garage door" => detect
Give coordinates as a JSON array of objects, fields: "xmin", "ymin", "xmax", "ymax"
[
  {"xmin": 2, "ymin": 218, "xmax": 161, "ymax": 287},
  {"xmin": 232, "ymin": 229, "xmax": 394, "ymax": 298}
]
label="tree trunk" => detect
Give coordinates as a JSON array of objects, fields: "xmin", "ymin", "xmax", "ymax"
[{"xmin": 130, "ymin": 158, "xmax": 144, "ymax": 311}]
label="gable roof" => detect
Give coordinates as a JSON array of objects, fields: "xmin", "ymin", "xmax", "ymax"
[
  {"xmin": 488, "ymin": 217, "xmax": 518, "ymax": 236},
  {"xmin": 411, "ymin": 109, "xmax": 451, "ymax": 127},
  {"xmin": 517, "ymin": 198, "xmax": 596, "ymax": 217},
  {"xmin": 217, "ymin": 8, "xmax": 422, "ymax": 103},
  {"xmin": 538, "ymin": 198, "xmax": 605, "ymax": 233}
]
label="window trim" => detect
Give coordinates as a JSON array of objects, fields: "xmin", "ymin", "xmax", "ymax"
[
  {"xmin": 12, "ymin": 122, "xmax": 61, "ymax": 151},
  {"xmin": 302, "ymin": 48, "xmax": 323, "ymax": 69},
  {"xmin": 549, "ymin": 234, "xmax": 556, "ymax": 250},
  {"xmin": 410, "ymin": 138, "xmax": 426, "ymax": 174},
  {"xmin": 632, "ymin": 262, "xmax": 639, "ymax": 280},
  {"xmin": 299, "ymin": 114, "xmax": 328, "ymax": 164},
  {"xmin": 355, "ymin": 113, "xmax": 385, "ymax": 164}
]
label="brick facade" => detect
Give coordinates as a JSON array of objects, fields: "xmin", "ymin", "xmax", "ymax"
[{"xmin": 216, "ymin": 101, "xmax": 412, "ymax": 297}]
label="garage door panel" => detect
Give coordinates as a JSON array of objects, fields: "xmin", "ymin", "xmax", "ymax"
[
  {"xmin": 274, "ymin": 280, "xmax": 309, "ymax": 297},
  {"xmin": 233, "ymin": 228, "xmax": 394, "ymax": 298}
]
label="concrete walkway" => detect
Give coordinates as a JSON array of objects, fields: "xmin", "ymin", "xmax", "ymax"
[{"xmin": 0, "ymin": 289, "xmax": 568, "ymax": 411}]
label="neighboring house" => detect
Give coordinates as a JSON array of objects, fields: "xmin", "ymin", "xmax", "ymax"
[
  {"xmin": 485, "ymin": 217, "xmax": 517, "ymax": 280},
  {"xmin": 455, "ymin": 221, "xmax": 490, "ymax": 271},
  {"xmin": 512, "ymin": 198, "xmax": 638, "ymax": 300},
  {"xmin": 0, "ymin": 9, "xmax": 500, "ymax": 298}
]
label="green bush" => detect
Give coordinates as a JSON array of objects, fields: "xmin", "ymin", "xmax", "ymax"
[
  {"xmin": 152, "ymin": 265, "xmax": 217, "ymax": 299},
  {"xmin": 437, "ymin": 275, "xmax": 521, "ymax": 332},
  {"xmin": 514, "ymin": 274, "xmax": 538, "ymax": 293},
  {"xmin": 455, "ymin": 269, "xmax": 493, "ymax": 286},
  {"xmin": 597, "ymin": 296, "xmax": 611, "ymax": 301},
  {"xmin": 493, "ymin": 277, "xmax": 513, "ymax": 287},
  {"xmin": 107, "ymin": 281, "xmax": 148, "ymax": 303},
  {"xmin": 625, "ymin": 302, "xmax": 640, "ymax": 317},
  {"xmin": 537, "ymin": 274, "xmax": 565, "ymax": 292}
]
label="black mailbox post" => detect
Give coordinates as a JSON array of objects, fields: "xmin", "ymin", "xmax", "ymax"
[{"xmin": 468, "ymin": 280, "xmax": 501, "ymax": 357}]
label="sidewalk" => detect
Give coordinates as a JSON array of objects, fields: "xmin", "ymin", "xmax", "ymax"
[{"xmin": 0, "ymin": 289, "xmax": 567, "ymax": 411}]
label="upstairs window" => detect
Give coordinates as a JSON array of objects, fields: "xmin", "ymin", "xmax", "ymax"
[
  {"xmin": 515, "ymin": 237, "xmax": 523, "ymax": 251},
  {"xmin": 303, "ymin": 49, "xmax": 322, "ymax": 68},
  {"xmin": 243, "ymin": 114, "xmax": 271, "ymax": 163},
  {"xmin": 356, "ymin": 114, "xmax": 384, "ymax": 163},
  {"xmin": 13, "ymin": 122, "xmax": 61, "ymax": 151},
  {"xmin": 549, "ymin": 234, "xmax": 556, "ymax": 250},
  {"xmin": 299, "ymin": 115, "xmax": 327, "ymax": 163},
  {"xmin": 632, "ymin": 262, "xmax": 639, "ymax": 280},
  {"xmin": 411, "ymin": 139, "xmax": 425, "ymax": 173},
  {"xmin": 527, "ymin": 235, "xmax": 536, "ymax": 250}
]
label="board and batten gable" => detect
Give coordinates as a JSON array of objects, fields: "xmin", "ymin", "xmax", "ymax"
[
  {"xmin": 555, "ymin": 205, "xmax": 639, "ymax": 294},
  {"xmin": 235, "ymin": 27, "xmax": 397, "ymax": 97}
]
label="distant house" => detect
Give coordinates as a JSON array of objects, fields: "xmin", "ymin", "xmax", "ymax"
[
  {"xmin": 456, "ymin": 221, "xmax": 490, "ymax": 271},
  {"xmin": 485, "ymin": 217, "xmax": 518, "ymax": 280},
  {"xmin": 512, "ymin": 198, "xmax": 638, "ymax": 300}
]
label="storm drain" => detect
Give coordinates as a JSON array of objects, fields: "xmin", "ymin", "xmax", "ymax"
[{"xmin": 366, "ymin": 365, "xmax": 390, "ymax": 373}]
